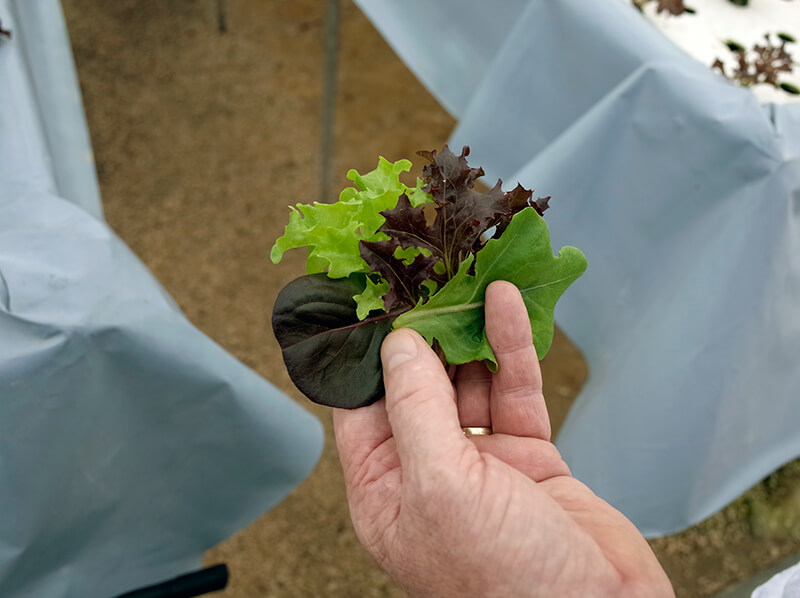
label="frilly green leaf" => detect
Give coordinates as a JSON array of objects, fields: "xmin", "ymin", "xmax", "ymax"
[
  {"xmin": 271, "ymin": 157, "xmax": 433, "ymax": 279},
  {"xmin": 353, "ymin": 276, "xmax": 390, "ymax": 320}
]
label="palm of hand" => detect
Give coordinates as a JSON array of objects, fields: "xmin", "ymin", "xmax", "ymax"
[{"xmin": 334, "ymin": 282, "xmax": 673, "ymax": 598}]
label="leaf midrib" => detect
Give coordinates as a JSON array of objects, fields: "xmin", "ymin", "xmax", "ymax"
[{"xmin": 396, "ymin": 274, "xmax": 580, "ymax": 326}]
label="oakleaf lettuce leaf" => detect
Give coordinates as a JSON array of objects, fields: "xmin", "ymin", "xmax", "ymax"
[{"xmin": 393, "ymin": 207, "xmax": 587, "ymax": 366}]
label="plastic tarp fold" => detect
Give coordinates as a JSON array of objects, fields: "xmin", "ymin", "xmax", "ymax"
[
  {"xmin": 355, "ymin": 0, "xmax": 800, "ymax": 536},
  {"xmin": 0, "ymin": 2, "xmax": 323, "ymax": 596}
]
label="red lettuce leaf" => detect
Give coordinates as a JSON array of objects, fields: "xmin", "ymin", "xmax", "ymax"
[
  {"xmin": 359, "ymin": 236, "xmax": 440, "ymax": 311},
  {"xmin": 356, "ymin": 145, "xmax": 549, "ymax": 308}
]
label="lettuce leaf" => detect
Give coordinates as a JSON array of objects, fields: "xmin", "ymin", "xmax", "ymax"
[
  {"xmin": 270, "ymin": 157, "xmax": 432, "ymax": 278},
  {"xmin": 393, "ymin": 207, "xmax": 586, "ymax": 365},
  {"xmin": 272, "ymin": 273, "xmax": 396, "ymax": 408}
]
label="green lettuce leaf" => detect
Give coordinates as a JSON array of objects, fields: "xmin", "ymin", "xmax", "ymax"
[
  {"xmin": 353, "ymin": 275, "xmax": 390, "ymax": 320},
  {"xmin": 393, "ymin": 207, "xmax": 587, "ymax": 366},
  {"xmin": 270, "ymin": 157, "xmax": 432, "ymax": 278}
]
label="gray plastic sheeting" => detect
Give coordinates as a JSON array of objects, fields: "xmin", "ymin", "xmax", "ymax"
[
  {"xmin": 0, "ymin": 2, "xmax": 323, "ymax": 597},
  {"xmin": 355, "ymin": 0, "xmax": 800, "ymax": 536},
  {"xmin": 3, "ymin": 0, "xmax": 103, "ymax": 220}
]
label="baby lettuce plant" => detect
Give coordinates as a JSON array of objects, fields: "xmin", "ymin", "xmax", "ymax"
[
  {"xmin": 271, "ymin": 146, "xmax": 587, "ymax": 408},
  {"xmin": 631, "ymin": 0, "xmax": 696, "ymax": 16},
  {"xmin": 713, "ymin": 34, "xmax": 799, "ymax": 95}
]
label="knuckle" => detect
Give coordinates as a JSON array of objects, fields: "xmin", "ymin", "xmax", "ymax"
[
  {"xmin": 386, "ymin": 375, "xmax": 453, "ymax": 413},
  {"xmin": 496, "ymin": 360, "xmax": 542, "ymax": 393},
  {"xmin": 493, "ymin": 339, "xmax": 533, "ymax": 358}
]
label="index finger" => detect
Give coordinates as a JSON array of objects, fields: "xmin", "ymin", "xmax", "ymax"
[{"xmin": 485, "ymin": 281, "xmax": 551, "ymax": 440}]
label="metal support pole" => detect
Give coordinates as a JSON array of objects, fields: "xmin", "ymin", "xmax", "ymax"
[
  {"xmin": 217, "ymin": 0, "xmax": 227, "ymax": 33},
  {"xmin": 320, "ymin": 0, "xmax": 340, "ymax": 204}
]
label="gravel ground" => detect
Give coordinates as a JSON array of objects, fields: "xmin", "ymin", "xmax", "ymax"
[{"xmin": 60, "ymin": 1, "xmax": 800, "ymax": 596}]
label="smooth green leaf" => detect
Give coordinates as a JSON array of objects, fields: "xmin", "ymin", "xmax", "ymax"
[{"xmin": 393, "ymin": 208, "xmax": 587, "ymax": 367}]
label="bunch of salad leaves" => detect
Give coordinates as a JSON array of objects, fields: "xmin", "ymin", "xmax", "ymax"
[{"xmin": 271, "ymin": 146, "xmax": 587, "ymax": 409}]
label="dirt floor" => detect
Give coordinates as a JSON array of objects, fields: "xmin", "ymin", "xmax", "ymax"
[{"xmin": 60, "ymin": 1, "xmax": 800, "ymax": 596}]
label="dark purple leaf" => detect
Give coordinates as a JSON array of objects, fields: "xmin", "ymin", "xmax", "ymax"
[
  {"xmin": 272, "ymin": 273, "xmax": 401, "ymax": 408},
  {"xmin": 359, "ymin": 238, "xmax": 440, "ymax": 311},
  {"xmin": 415, "ymin": 146, "xmax": 541, "ymax": 275}
]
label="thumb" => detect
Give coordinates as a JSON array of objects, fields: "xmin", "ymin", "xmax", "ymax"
[{"xmin": 382, "ymin": 329, "xmax": 465, "ymax": 472}]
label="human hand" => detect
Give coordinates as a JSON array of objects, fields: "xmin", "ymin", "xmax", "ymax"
[{"xmin": 333, "ymin": 281, "xmax": 674, "ymax": 598}]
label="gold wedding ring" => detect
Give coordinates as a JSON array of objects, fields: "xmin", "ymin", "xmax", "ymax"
[{"xmin": 462, "ymin": 427, "xmax": 493, "ymax": 437}]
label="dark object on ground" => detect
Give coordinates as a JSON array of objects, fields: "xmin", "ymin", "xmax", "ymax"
[{"xmin": 115, "ymin": 564, "xmax": 229, "ymax": 598}]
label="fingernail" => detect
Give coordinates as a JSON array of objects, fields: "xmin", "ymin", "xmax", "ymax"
[{"xmin": 383, "ymin": 331, "xmax": 418, "ymax": 371}]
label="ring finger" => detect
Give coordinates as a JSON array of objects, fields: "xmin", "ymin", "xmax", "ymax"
[{"xmin": 454, "ymin": 361, "xmax": 492, "ymax": 428}]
